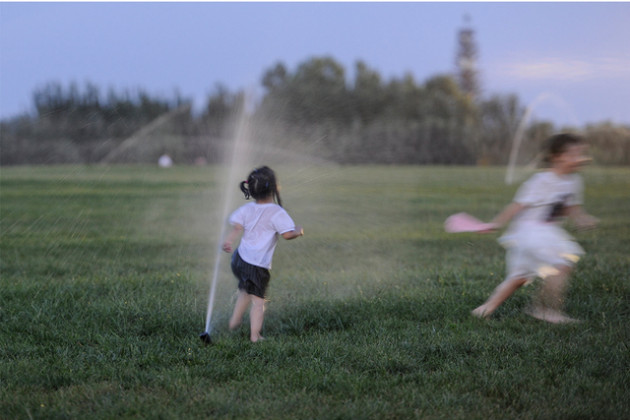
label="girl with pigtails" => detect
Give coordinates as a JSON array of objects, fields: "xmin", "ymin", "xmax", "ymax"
[{"xmin": 222, "ymin": 166, "xmax": 303, "ymax": 342}]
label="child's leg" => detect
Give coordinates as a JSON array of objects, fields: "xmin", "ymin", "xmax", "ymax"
[
  {"xmin": 472, "ymin": 276, "xmax": 529, "ymax": 318},
  {"xmin": 229, "ymin": 290, "xmax": 251, "ymax": 330},
  {"xmin": 249, "ymin": 295, "xmax": 265, "ymax": 342},
  {"xmin": 528, "ymin": 265, "xmax": 577, "ymax": 323}
]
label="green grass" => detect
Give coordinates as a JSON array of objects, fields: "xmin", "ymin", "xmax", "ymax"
[{"xmin": 1, "ymin": 164, "xmax": 629, "ymax": 419}]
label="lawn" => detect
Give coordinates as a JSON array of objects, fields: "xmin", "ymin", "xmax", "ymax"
[{"xmin": 1, "ymin": 164, "xmax": 628, "ymax": 419}]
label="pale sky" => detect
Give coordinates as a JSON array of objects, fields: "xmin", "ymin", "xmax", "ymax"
[{"xmin": 2, "ymin": 2, "xmax": 629, "ymax": 126}]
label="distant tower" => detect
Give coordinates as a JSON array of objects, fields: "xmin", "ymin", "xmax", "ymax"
[{"xmin": 456, "ymin": 15, "xmax": 480, "ymax": 100}]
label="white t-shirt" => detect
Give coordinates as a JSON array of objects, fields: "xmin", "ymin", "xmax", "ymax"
[
  {"xmin": 511, "ymin": 171, "xmax": 583, "ymax": 227},
  {"xmin": 500, "ymin": 171, "xmax": 585, "ymax": 279},
  {"xmin": 228, "ymin": 202, "xmax": 296, "ymax": 269}
]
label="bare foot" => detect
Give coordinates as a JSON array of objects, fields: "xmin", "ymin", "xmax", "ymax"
[{"xmin": 472, "ymin": 305, "xmax": 491, "ymax": 319}]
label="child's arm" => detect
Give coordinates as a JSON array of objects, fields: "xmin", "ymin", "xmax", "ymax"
[
  {"xmin": 567, "ymin": 205, "xmax": 598, "ymax": 230},
  {"xmin": 490, "ymin": 202, "xmax": 526, "ymax": 229},
  {"xmin": 222, "ymin": 224, "xmax": 244, "ymax": 252},
  {"xmin": 281, "ymin": 225, "xmax": 304, "ymax": 240}
]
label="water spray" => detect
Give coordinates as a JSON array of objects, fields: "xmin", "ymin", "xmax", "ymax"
[
  {"xmin": 199, "ymin": 243, "xmax": 225, "ymax": 344},
  {"xmin": 199, "ymin": 95, "xmax": 255, "ymax": 345},
  {"xmin": 505, "ymin": 104, "xmax": 535, "ymax": 185},
  {"xmin": 505, "ymin": 92, "xmax": 580, "ymax": 185}
]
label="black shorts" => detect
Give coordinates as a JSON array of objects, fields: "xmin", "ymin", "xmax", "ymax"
[{"xmin": 231, "ymin": 250, "xmax": 270, "ymax": 299}]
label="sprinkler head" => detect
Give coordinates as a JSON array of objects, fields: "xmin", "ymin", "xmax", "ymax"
[{"xmin": 199, "ymin": 332, "xmax": 212, "ymax": 345}]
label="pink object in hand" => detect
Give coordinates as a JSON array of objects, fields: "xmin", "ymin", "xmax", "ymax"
[{"xmin": 444, "ymin": 213, "xmax": 496, "ymax": 233}]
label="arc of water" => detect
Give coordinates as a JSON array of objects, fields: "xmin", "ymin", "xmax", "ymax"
[
  {"xmin": 505, "ymin": 92, "xmax": 580, "ymax": 185},
  {"xmin": 203, "ymin": 98, "xmax": 254, "ymax": 334},
  {"xmin": 99, "ymin": 104, "xmax": 191, "ymax": 164},
  {"xmin": 505, "ymin": 105, "xmax": 535, "ymax": 185}
]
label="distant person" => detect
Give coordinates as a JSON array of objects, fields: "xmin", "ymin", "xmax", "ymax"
[
  {"xmin": 158, "ymin": 154, "xmax": 173, "ymax": 168},
  {"xmin": 222, "ymin": 166, "xmax": 304, "ymax": 342},
  {"xmin": 472, "ymin": 133, "xmax": 598, "ymax": 323}
]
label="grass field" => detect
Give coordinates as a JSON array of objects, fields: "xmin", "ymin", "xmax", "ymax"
[{"xmin": 1, "ymin": 164, "xmax": 629, "ymax": 419}]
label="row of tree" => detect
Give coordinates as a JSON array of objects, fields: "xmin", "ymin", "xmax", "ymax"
[{"xmin": 1, "ymin": 56, "xmax": 628, "ymax": 166}]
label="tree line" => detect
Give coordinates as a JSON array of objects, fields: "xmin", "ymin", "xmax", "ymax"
[{"xmin": 1, "ymin": 56, "xmax": 628, "ymax": 166}]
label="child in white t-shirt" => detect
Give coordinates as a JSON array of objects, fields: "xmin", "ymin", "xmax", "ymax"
[
  {"xmin": 222, "ymin": 166, "xmax": 303, "ymax": 342},
  {"xmin": 472, "ymin": 133, "xmax": 598, "ymax": 323}
]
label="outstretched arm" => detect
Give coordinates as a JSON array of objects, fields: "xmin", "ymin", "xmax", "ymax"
[
  {"xmin": 222, "ymin": 224, "xmax": 244, "ymax": 252},
  {"xmin": 490, "ymin": 202, "xmax": 526, "ymax": 229},
  {"xmin": 282, "ymin": 226, "xmax": 304, "ymax": 240},
  {"xmin": 567, "ymin": 205, "xmax": 598, "ymax": 230}
]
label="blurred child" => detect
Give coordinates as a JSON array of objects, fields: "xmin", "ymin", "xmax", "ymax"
[
  {"xmin": 222, "ymin": 166, "xmax": 303, "ymax": 342},
  {"xmin": 472, "ymin": 133, "xmax": 598, "ymax": 323}
]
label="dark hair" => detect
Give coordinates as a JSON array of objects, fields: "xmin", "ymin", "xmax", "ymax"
[
  {"xmin": 239, "ymin": 166, "xmax": 283, "ymax": 207},
  {"xmin": 542, "ymin": 133, "xmax": 584, "ymax": 165}
]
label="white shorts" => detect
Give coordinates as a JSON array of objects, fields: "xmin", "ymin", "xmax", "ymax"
[{"xmin": 499, "ymin": 223, "xmax": 584, "ymax": 283}]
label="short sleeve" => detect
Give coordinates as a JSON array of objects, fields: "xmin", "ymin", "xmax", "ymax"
[
  {"xmin": 272, "ymin": 208, "xmax": 296, "ymax": 235},
  {"xmin": 228, "ymin": 205, "xmax": 245, "ymax": 226},
  {"xmin": 513, "ymin": 173, "xmax": 544, "ymax": 206}
]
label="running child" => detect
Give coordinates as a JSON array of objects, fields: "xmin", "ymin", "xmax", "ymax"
[
  {"xmin": 222, "ymin": 166, "xmax": 303, "ymax": 342},
  {"xmin": 472, "ymin": 133, "xmax": 598, "ymax": 323}
]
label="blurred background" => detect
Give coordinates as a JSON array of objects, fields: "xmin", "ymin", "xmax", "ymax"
[{"xmin": 1, "ymin": 2, "xmax": 628, "ymax": 166}]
